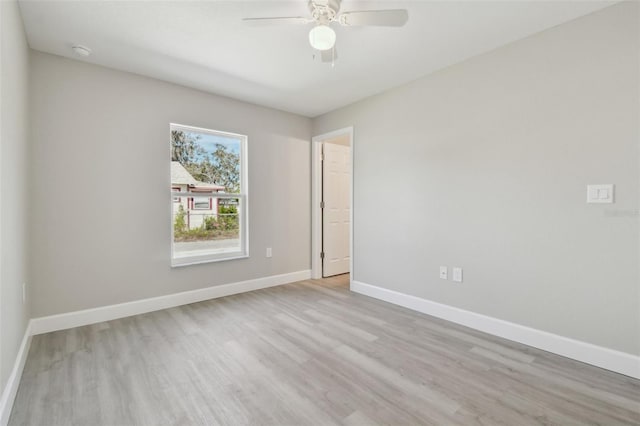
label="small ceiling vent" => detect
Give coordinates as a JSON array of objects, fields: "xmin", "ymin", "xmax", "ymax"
[{"xmin": 71, "ymin": 45, "xmax": 92, "ymax": 57}]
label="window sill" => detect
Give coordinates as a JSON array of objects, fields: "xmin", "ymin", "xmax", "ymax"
[{"xmin": 171, "ymin": 253, "xmax": 249, "ymax": 268}]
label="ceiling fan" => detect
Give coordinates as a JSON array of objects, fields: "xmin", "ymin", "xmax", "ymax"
[{"xmin": 242, "ymin": 0, "xmax": 409, "ymax": 63}]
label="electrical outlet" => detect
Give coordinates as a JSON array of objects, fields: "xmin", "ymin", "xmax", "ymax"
[
  {"xmin": 453, "ymin": 267, "xmax": 463, "ymax": 283},
  {"xmin": 22, "ymin": 283, "xmax": 26, "ymax": 304},
  {"xmin": 439, "ymin": 266, "xmax": 448, "ymax": 280},
  {"xmin": 266, "ymin": 247, "xmax": 272, "ymax": 258}
]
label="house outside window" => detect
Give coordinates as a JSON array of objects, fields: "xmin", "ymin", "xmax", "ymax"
[{"xmin": 170, "ymin": 124, "xmax": 248, "ymax": 266}]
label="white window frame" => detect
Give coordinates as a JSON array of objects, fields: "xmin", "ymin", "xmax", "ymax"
[
  {"xmin": 170, "ymin": 123, "xmax": 249, "ymax": 267},
  {"xmin": 192, "ymin": 196, "xmax": 211, "ymax": 210}
]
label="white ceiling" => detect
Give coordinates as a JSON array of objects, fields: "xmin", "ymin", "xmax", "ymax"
[{"xmin": 19, "ymin": 0, "xmax": 614, "ymax": 117}]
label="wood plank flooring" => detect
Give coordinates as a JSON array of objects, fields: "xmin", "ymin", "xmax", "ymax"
[{"xmin": 9, "ymin": 275, "xmax": 640, "ymax": 425}]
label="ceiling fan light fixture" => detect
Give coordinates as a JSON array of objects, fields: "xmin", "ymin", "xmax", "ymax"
[{"xmin": 309, "ymin": 25, "xmax": 336, "ymax": 51}]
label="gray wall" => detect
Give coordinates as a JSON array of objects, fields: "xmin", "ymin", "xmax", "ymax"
[
  {"xmin": 0, "ymin": 0, "xmax": 30, "ymax": 388},
  {"xmin": 313, "ymin": 2, "xmax": 639, "ymax": 355},
  {"xmin": 30, "ymin": 52, "xmax": 311, "ymax": 317}
]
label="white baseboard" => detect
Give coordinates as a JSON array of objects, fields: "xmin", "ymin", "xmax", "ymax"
[
  {"xmin": 31, "ymin": 270, "xmax": 311, "ymax": 335},
  {"xmin": 351, "ymin": 280, "xmax": 640, "ymax": 379},
  {"xmin": 0, "ymin": 321, "xmax": 32, "ymax": 426}
]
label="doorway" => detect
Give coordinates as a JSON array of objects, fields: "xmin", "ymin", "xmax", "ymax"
[{"xmin": 311, "ymin": 127, "xmax": 353, "ymax": 280}]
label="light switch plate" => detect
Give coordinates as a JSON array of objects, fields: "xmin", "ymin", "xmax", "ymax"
[
  {"xmin": 266, "ymin": 247, "xmax": 272, "ymax": 258},
  {"xmin": 452, "ymin": 267, "xmax": 463, "ymax": 283},
  {"xmin": 439, "ymin": 266, "xmax": 448, "ymax": 280},
  {"xmin": 587, "ymin": 184, "xmax": 614, "ymax": 204}
]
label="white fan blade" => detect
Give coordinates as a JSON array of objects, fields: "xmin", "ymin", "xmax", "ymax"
[
  {"xmin": 338, "ymin": 9, "xmax": 408, "ymax": 27},
  {"xmin": 242, "ymin": 17, "xmax": 311, "ymax": 26},
  {"xmin": 321, "ymin": 47, "xmax": 337, "ymax": 63}
]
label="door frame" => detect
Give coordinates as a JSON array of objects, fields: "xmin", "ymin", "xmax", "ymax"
[{"xmin": 311, "ymin": 126, "xmax": 354, "ymax": 282}]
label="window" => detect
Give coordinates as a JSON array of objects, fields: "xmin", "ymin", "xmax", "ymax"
[
  {"xmin": 172, "ymin": 187, "xmax": 181, "ymax": 203},
  {"xmin": 170, "ymin": 124, "xmax": 248, "ymax": 266},
  {"xmin": 192, "ymin": 197, "xmax": 211, "ymax": 210}
]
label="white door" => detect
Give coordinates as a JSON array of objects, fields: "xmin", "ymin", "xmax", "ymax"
[{"xmin": 322, "ymin": 142, "xmax": 351, "ymax": 277}]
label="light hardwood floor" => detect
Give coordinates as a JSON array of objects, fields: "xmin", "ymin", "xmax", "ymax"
[{"xmin": 10, "ymin": 274, "xmax": 640, "ymax": 425}]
